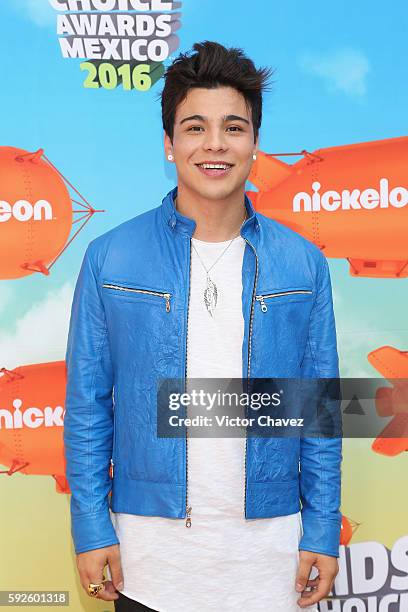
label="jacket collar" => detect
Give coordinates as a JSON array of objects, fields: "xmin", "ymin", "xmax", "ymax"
[{"xmin": 161, "ymin": 185, "xmax": 260, "ymax": 239}]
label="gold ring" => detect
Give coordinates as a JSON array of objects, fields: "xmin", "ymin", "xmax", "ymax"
[{"xmin": 87, "ymin": 582, "xmax": 105, "ymax": 597}]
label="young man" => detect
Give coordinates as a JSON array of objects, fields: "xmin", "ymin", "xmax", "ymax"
[{"xmin": 64, "ymin": 41, "xmax": 342, "ymax": 611}]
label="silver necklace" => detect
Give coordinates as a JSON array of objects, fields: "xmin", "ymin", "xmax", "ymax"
[{"xmin": 191, "ymin": 210, "xmax": 248, "ymax": 317}]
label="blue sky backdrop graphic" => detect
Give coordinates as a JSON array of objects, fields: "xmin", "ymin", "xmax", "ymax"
[{"xmin": 0, "ymin": 0, "xmax": 407, "ymax": 378}]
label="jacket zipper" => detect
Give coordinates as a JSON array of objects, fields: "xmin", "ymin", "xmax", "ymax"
[
  {"xmin": 102, "ymin": 284, "xmax": 172, "ymax": 312},
  {"xmin": 256, "ymin": 290, "xmax": 312, "ymax": 313},
  {"xmin": 110, "ymin": 396, "xmax": 116, "ymax": 479},
  {"xmin": 185, "ymin": 237, "xmax": 192, "ymax": 527},
  {"xmin": 242, "ymin": 236, "xmax": 259, "ymax": 519}
]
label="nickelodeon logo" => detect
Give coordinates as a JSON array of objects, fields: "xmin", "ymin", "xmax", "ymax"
[
  {"xmin": 293, "ymin": 178, "xmax": 408, "ymax": 212},
  {"xmin": 0, "ymin": 199, "xmax": 53, "ymax": 222},
  {"xmin": 0, "ymin": 398, "xmax": 65, "ymax": 429}
]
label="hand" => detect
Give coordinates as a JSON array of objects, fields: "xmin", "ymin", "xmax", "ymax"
[
  {"xmin": 76, "ymin": 544, "xmax": 124, "ymax": 601},
  {"xmin": 295, "ymin": 550, "xmax": 339, "ymax": 608}
]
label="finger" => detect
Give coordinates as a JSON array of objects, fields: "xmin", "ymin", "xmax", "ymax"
[
  {"xmin": 79, "ymin": 565, "xmax": 103, "ymax": 594},
  {"xmin": 85, "ymin": 577, "xmax": 119, "ymax": 602},
  {"xmin": 82, "ymin": 565, "xmax": 104, "ymax": 593},
  {"xmin": 305, "ymin": 576, "xmax": 320, "ymax": 587},
  {"xmin": 107, "ymin": 549, "xmax": 124, "ymax": 591},
  {"xmin": 98, "ymin": 580, "xmax": 121, "ymax": 601},
  {"xmin": 84, "ymin": 568, "xmax": 116, "ymax": 602},
  {"xmin": 295, "ymin": 558, "xmax": 314, "ymax": 592},
  {"xmin": 297, "ymin": 575, "xmax": 332, "ymax": 608}
]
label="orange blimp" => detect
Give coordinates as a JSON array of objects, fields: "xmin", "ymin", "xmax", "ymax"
[
  {"xmin": 247, "ymin": 136, "xmax": 408, "ymax": 278},
  {"xmin": 0, "ymin": 146, "xmax": 102, "ymax": 280},
  {"xmin": 340, "ymin": 515, "xmax": 361, "ymax": 546},
  {"xmin": 0, "ymin": 361, "xmax": 69, "ymax": 493},
  {"xmin": 367, "ymin": 346, "xmax": 408, "ymax": 457}
]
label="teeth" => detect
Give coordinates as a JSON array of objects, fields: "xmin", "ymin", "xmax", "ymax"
[{"xmin": 198, "ymin": 163, "xmax": 231, "ymax": 170}]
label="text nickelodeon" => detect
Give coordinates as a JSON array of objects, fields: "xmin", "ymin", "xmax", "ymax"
[{"xmin": 49, "ymin": 0, "xmax": 181, "ymax": 91}]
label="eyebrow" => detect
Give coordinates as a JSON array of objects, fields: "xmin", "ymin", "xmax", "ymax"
[{"xmin": 179, "ymin": 114, "xmax": 250, "ymax": 125}]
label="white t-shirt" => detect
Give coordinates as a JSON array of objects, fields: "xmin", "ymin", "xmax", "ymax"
[{"xmin": 109, "ymin": 235, "xmax": 316, "ymax": 611}]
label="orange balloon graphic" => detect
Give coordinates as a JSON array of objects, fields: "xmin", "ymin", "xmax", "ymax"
[
  {"xmin": 0, "ymin": 361, "xmax": 70, "ymax": 493},
  {"xmin": 247, "ymin": 136, "xmax": 408, "ymax": 278},
  {"xmin": 0, "ymin": 146, "xmax": 103, "ymax": 280},
  {"xmin": 367, "ymin": 346, "xmax": 408, "ymax": 457},
  {"xmin": 340, "ymin": 515, "xmax": 361, "ymax": 546}
]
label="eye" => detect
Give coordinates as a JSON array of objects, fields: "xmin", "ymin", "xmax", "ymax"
[
  {"xmin": 227, "ymin": 126, "xmax": 243, "ymax": 132},
  {"xmin": 187, "ymin": 126, "xmax": 203, "ymax": 132}
]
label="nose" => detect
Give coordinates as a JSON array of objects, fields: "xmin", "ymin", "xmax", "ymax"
[{"xmin": 202, "ymin": 126, "xmax": 228, "ymax": 152}]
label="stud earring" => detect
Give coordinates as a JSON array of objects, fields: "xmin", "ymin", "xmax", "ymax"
[
  {"xmin": 252, "ymin": 153, "xmax": 257, "ymax": 160},
  {"xmin": 167, "ymin": 154, "xmax": 173, "ymax": 161}
]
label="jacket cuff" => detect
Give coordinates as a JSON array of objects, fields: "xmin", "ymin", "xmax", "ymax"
[
  {"xmin": 298, "ymin": 512, "xmax": 341, "ymax": 558},
  {"xmin": 71, "ymin": 508, "xmax": 120, "ymax": 554}
]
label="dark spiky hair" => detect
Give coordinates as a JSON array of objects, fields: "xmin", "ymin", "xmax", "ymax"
[{"xmin": 158, "ymin": 40, "xmax": 275, "ymax": 143}]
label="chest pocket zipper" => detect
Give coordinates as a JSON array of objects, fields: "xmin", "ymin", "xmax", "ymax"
[
  {"xmin": 102, "ymin": 283, "xmax": 172, "ymax": 313},
  {"xmin": 256, "ymin": 289, "xmax": 313, "ymax": 312}
]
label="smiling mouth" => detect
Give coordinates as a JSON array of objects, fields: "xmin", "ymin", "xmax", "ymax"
[
  {"xmin": 195, "ymin": 162, "xmax": 234, "ymax": 178},
  {"xmin": 195, "ymin": 162, "xmax": 234, "ymax": 170}
]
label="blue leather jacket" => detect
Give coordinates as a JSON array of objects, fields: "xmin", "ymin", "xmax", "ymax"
[{"xmin": 64, "ymin": 186, "xmax": 342, "ymax": 557}]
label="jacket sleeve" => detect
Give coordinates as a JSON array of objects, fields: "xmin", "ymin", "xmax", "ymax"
[
  {"xmin": 298, "ymin": 253, "xmax": 343, "ymax": 558},
  {"xmin": 64, "ymin": 241, "xmax": 120, "ymax": 554}
]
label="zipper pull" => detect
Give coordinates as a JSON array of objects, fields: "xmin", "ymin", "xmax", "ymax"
[
  {"xmin": 185, "ymin": 506, "xmax": 192, "ymax": 528},
  {"xmin": 110, "ymin": 458, "xmax": 114, "ymax": 479},
  {"xmin": 165, "ymin": 294, "xmax": 171, "ymax": 313},
  {"xmin": 258, "ymin": 296, "xmax": 268, "ymax": 312}
]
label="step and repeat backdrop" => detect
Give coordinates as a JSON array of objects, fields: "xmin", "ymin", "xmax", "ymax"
[{"xmin": 0, "ymin": 1, "xmax": 407, "ymax": 610}]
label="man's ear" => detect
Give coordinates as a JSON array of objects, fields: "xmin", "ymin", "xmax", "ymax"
[
  {"xmin": 254, "ymin": 133, "xmax": 259, "ymax": 153},
  {"xmin": 164, "ymin": 131, "xmax": 173, "ymax": 158}
]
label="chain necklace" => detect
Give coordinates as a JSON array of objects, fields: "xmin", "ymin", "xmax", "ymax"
[{"xmin": 191, "ymin": 209, "xmax": 248, "ymax": 317}]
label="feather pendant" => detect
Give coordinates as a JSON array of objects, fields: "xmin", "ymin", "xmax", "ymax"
[{"xmin": 204, "ymin": 275, "xmax": 218, "ymax": 317}]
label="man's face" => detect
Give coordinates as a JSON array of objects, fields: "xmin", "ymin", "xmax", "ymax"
[{"xmin": 164, "ymin": 86, "xmax": 258, "ymax": 202}]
